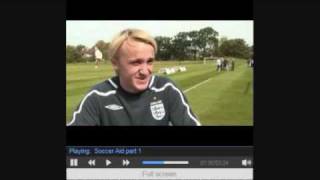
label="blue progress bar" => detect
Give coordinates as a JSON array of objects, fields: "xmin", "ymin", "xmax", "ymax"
[
  {"xmin": 142, "ymin": 161, "xmax": 189, "ymax": 165},
  {"xmin": 142, "ymin": 161, "xmax": 164, "ymax": 165}
]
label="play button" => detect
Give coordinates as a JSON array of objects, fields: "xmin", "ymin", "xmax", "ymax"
[{"xmin": 106, "ymin": 159, "xmax": 112, "ymax": 166}]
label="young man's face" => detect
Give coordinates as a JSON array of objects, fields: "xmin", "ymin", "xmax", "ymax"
[{"xmin": 112, "ymin": 39, "xmax": 155, "ymax": 93}]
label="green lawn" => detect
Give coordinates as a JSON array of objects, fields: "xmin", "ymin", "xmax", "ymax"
[{"xmin": 66, "ymin": 59, "xmax": 253, "ymax": 125}]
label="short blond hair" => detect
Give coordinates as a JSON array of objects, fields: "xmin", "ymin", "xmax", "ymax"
[{"xmin": 108, "ymin": 28, "xmax": 157, "ymax": 60}]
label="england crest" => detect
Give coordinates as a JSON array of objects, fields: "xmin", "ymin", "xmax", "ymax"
[{"xmin": 150, "ymin": 100, "xmax": 166, "ymax": 120}]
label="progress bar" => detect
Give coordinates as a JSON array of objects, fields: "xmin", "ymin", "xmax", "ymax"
[{"xmin": 142, "ymin": 161, "xmax": 189, "ymax": 165}]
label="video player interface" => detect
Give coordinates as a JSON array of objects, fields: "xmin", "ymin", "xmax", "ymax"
[{"xmin": 67, "ymin": 146, "xmax": 253, "ymax": 180}]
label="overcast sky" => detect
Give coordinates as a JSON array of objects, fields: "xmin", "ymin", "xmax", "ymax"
[{"xmin": 66, "ymin": 20, "xmax": 253, "ymax": 47}]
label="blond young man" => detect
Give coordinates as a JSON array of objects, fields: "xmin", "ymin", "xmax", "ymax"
[{"xmin": 68, "ymin": 29, "xmax": 200, "ymax": 126}]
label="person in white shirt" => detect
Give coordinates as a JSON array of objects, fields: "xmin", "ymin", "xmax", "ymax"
[
  {"xmin": 216, "ymin": 58, "xmax": 222, "ymax": 72},
  {"xmin": 94, "ymin": 46, "xmax": 103, "ymax": 69}
]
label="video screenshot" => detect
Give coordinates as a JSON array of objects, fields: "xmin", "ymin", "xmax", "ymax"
[
  {"xmin": 66, "ymin": 20, "xmax": 253, "ymax": 126},
  {"xmin": 66, "ymin": 1, "xmax": 254, "ymax": 179}
]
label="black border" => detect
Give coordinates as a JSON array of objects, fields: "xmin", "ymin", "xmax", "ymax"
[
  {"xmin": 1, "ymin": 1, "xmax": 66, "ymax": 180},
  {"xmin": 67, "ymin": 126, "xmax": 253, "ymax": 146},
  {"xmin": 67, "ymin": 0, "xmax": 253, "ymax": 20}
]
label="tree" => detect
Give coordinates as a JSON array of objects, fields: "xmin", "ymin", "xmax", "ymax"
[
  {"xmin": 219, "ymin": 39, "xmax": 251, "ymax": 59},
  {"xmin": 155, "ymin": 36, "xmax": 173, "ymax": 60},
  {"xmin": 219, "ymin": 36, "xmax": 228, "ymax": 47},
  {"xmin": 75, "ymin": 45, "xmax": 86, "ymax": 58},
  {"xmin": 172, "ymin": 32, "xmax": 191, "ymax": 60},
  {"xmin": 187, "ymin": 30, "xmax": 200, "ymax": 60},
  {"xmin": 197, "ymin": 27, "xmax": 219, "ymax": 59},
  {"xmin": 66, "ymin": 45, "xmax": 82, "ymax": 63},
  {"xmin": 216, "ymin": 36, "xmax": 228, "ymax": 56}
]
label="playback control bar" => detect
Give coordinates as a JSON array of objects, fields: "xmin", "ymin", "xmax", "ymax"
[
  {"xmin": 66, "ymin": 146, "xmax": 253, "ymax": 168},
  {"xmin": 67, "ymin": 156, "xmax": 253, "ymax": 168}
]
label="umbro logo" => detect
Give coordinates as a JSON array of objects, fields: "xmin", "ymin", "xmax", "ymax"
[{"xmin": 105, "ymin": 104, "xmax": 123, "ymax": 110}]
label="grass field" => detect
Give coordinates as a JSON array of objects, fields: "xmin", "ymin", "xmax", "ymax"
[{"xmin": 66, "ymin": 59, "xmax": 253, "ymax": 125}]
